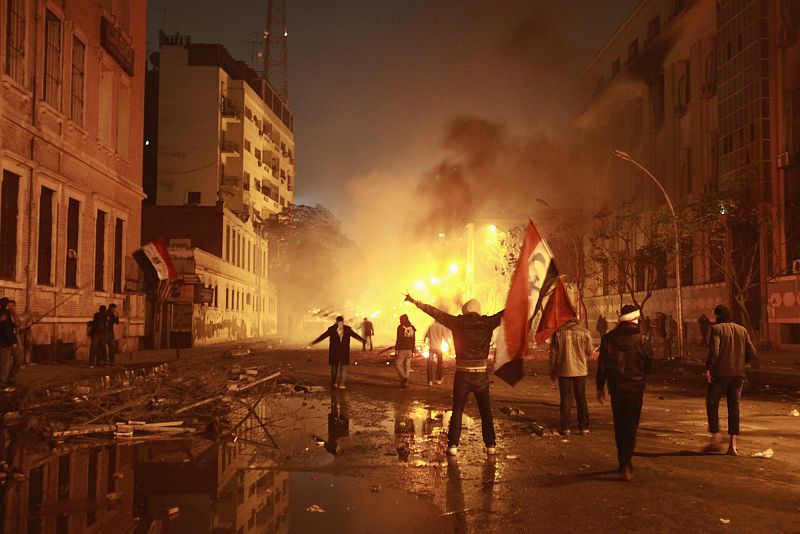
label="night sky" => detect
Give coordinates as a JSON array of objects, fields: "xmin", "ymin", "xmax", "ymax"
[{"xmin": 147, "ymin": 1, "xmax": 640, "ymax": 231}]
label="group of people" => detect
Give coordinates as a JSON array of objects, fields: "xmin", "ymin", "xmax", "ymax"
[
  {"xmin": 311, "ymin": 297, "xmax": 757, "ymax": 479},
  {"xmin": 0, "ymin": 298, "xmax": 26, "ymax": 392},
  {"xmin": 560, "ymin": 303, "xmax": 756, "ymax": 480},
  {"xmin": 87, "ymin": 304, "xmax": 121, "ymax": 366}
]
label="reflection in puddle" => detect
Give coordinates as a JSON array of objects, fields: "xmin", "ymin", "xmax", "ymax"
[{"xmin": 0, "ymin": 390, "xmax": 470, "ymax": 532}]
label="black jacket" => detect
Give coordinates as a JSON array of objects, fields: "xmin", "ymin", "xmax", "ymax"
[
  {"xmin": 413, "ymin": 302, "xmax": 503, "ymax": 366},
  {"xmin": 0, "ymin": 310, "xmax": 16, "ymax": 348},
  {"xmin": 596, "ymin": 322, "xmax": 653, "ymax": 394},
  {"xmin": 395, "ymin": 324, "xmax": 416, "ymax": 351},
  {"xmin": 313, "ymin": 324, "xmax": 365, "ymax": 365},
  {"xmin": 706, "ymin": 321, "xmax": 757, "ymax": 377}
]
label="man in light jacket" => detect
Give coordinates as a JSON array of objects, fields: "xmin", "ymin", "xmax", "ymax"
[
  {"xmin": 703, "ymin": 304, "xmax": 757, "ymax": 456},
  {"xmin": 549, "ymin": 319, "xmax": 593, "ymax": 436}
]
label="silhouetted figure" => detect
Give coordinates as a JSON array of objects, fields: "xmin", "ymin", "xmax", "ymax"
[
  {"xmin": 596, "ymin": 304, "xmax": 652, "ymax": 481},
  {"xmin": 698, "ymin": 313, "xmax": 711, "ymax": 346},
  {"xmin": 107, "ymin": 304, "xmax": 120, "ymax": 365},
  {"xmin": 549, "ymin": 319, "xmax": 593, "ymax": 436},
  {"xmin": 406, "ymin": 294, "xmax": 502, "ymax": 457},
  {"xmin": 88, "ymin": 305, "xmax": 109, "ymax": 366},
  {"xmin": 311, "ymin": 316, "xmax": 365, "ymax": 390},
  {"xmin": 361, "ymin": 317, "xmax": 374, "ymax": 351},
  {"xmin": 703, "ymin": 304, "xmax": 757, "ymax": 456},
  {"xmin": 0, "ymin": 298, "xmax": 19, "ymax": 392},
  {"xmin": 394, "ymin": 315, "xmax": 416, "ymax": 388},
  {"xmin": 424, "ymin": 320, "xmax": 452, "ymax": 386},
  {"xmin": 596, "ymin": 315, "xmax": 608, "ymax": 337},
  {"xmin": 325, "ymin": 390, "xmax": 349, "ymax": 455}
]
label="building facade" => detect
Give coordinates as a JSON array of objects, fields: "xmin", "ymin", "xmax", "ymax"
[
  {"xmin": 0, "ymin": 0, "xmax": 147, "ymax": 360},
  {"xmin": 579, "ymin": 0, "xmax": 800, "ymax": 348}
]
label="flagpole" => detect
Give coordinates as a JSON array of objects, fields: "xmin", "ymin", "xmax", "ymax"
[{"xmin": 613, "ymin": 150, "xmax": 684, "ymax": 360}]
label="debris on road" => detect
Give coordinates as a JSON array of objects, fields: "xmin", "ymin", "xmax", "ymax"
[
  {"xmin": 370, "ymin": 484, "xmax": 382, "ymax": 493},
  {"xmin": 752, "ymin": 448, "xmax": 774, "ymax": 458},
  {"xmin": 306, "ymin": 504, "xmax": 326, "ymax": 513},
  {"xmin": 720, "ymin": 518, "xmax": 731, "ymax": 525},
  {"xmin": 790, "ymin": 409, "xmax": 799, "ymax": 417},
  {"xmin": 501, "ymin": 406, "xmax": 525, "ymax": 416}
]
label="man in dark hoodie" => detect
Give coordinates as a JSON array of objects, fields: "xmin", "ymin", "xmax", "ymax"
[
  {"xmin": 0, "ymin": 298, "xmax": 18, "ymax": 392},
  {"xmin": 394, "ymin": 314, "xmax": 416, "ymax": 388},
  {"xmin": 311, "ymin": 316, "xmax": 365, "ymax": 390},
  {"xmin": 405, "ymin": 294, "xmax": 503, "ymax": 457},
  {"xmin": 596, "ymin": 304, "xmax": 652, "ymax": 480},
  {"xmin": 703, "ymin": 304, "xmax": 757, "ymax": 456}
]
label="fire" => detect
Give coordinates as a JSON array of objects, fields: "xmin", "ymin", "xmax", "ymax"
[{"xmin": 441, "ymin": 340, "xmax": 449, "ymax": 353}]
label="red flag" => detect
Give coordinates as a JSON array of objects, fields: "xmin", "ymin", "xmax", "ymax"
[
  {"xmin": 495, "ymin": 221, "xmax": 558, "ymax": 386},
  {"xmin": 534, "ymin": 278, "xmax": 577, "ymax": 344}
]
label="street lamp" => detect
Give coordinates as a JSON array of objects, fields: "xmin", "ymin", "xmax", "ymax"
[{"xmin": 613, "ymin": 149, "xmax": 684, "ymax": 359}]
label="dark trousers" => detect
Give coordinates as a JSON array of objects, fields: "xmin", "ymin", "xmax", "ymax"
[
  {"xmin": 448, "ymin": 371, "xmax": 495, "ymax": 447},
  {"xmin": 610, "ymin": 390, "xmax": 644, "ymax": 469},
  {"xmin": 558, "ymin": 376, "xmax": 589, "ymax": 432},
  {"xmin": 427, "ymin": 350, "xmax": 443, "ymax": 382},
  {"xmin": 706, "ymin": 376, "xmax": 744, "ymax": 435},
  {"xmin": 107, "ymin": 336, "xmax": 116, "ymax": 365},
  {"xmin": 89, "ymin": 335, "xmax": 108, "ymax": 365}
]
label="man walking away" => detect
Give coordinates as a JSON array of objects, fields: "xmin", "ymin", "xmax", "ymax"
[
  {"xmin": 549, "ymin": 319, "xmax": 593, "ymax": 436},
  {"xmin": 311, "ymin": 316, "xmax": 364, "ymax": 390},
  {"xmin": 703, "ymin": 304, "xmax": 757, "ymax": 456},
  {"xmin": 596, "ymin": 304, "xmax": 652, "ymax": 481},
  {"xmin": 698, "ymin": 313, "xmax": 711, "ymax": 347},
  {"xmin": 1, "ymin": 299, "xmax": 22, "ymax": 387},
  {"xmin": 596, "ymin": 315, "xmax": 608, "ymax": 338},
  {"xmin": 424, "ymin": 320, "xmax": 452, "ymax": 386},
  {"xmin": 361, "ymin": 317, "xmax": 374, "ymax": 351},
  {"xmin": 107, "ymin": 304, "xmax": 120, "ymax": 365},
  {"xmin": 394, "ymin": 315, "xmax": 416, "ymax": 388},
  {"xmin": 664, "ymin": 314, "xmax": 677, "ymax": 358},
  {"xmin": 406, "ymin": 294, "xmax": 502, "ymax": 457},
  {"xmin": 89, "ymin": 305, "xmax": 109, "ymax": 366},
  {"xmin": 0, "ymin": 298, "xmax": 19, "ymax": 392}
]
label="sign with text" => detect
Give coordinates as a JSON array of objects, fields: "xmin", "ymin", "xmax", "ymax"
[{"xmin": 101, "ymin": 16, "xmax": 134, "ymax": 76}]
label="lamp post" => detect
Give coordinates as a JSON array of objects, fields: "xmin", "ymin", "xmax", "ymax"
[{"xmin": 613, "ymin": 150, "xmax": 684, "ymax": 359}]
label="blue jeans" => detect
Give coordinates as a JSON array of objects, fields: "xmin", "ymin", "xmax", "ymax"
[
  {"xmin": 427, "ymin": 350, "xmax": 443, "ymax": 383},
  {"xmin": 448, "ymin": 371, "xmax": 495, "ymax": 447}
]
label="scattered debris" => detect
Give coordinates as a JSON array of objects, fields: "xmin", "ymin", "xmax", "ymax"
[
  {"xmin": 501, "ymin": 406, "xmax": 525, "ymax": 416},
  {"xmin": 790, "ymin": 409, "xmax": 799, "ymax": 417},
  {"xmin": 752, "ymin": 448, "xmax": 774, "ymax": 459},
  {"xmin": 165, "ymin": 506, "xmax": 180, "ymax": 516},
  {"xmin": 306, "ymin": 504, "xmax": 326, "ymax": 513},
  {"xmin": 505, "ymin": 454, "xmax": 519, "ymax": 460},
  {"xmin": 370, "ymin": 484, "xmax": 382, "ymax": 493},
  {"xmin": 720, "ymin": 518, "xmax": 731, "ymax": 525}
]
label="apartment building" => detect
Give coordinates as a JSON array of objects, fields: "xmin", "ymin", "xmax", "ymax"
[
  {"xmin": 0, "ymin": 0, "xmax": 147, "ymax": 359},
  {"xmin": 579, "ymin": 0, "xmax": 800, "ymax": 347}
]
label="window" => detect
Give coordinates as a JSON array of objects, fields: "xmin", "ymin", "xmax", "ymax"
[
  {"xmin": 43, "ymin": 10, "xmax": 62, "ymax": 109},
  {"xmin": 187, "ymin": 191, "xmax": 201, "ymax": 205},
  {"xmin": 225, "ymin": 226, "xmax": 231, "ymax": 261},
  {"xmin": 674, "ymin": 60, "xmax": 690, "ymax": 114},
  {"xmin": 70, "ymin": 37, "xmax": 85, "ymax": 125},
  {"xmin": 0, "ymin": 171, "xmax": 19, "ymax": 280},
  {"xmin": 95, "ymin": 210, "xmax": 106, "ymax": 291},
  {"xmin": 681, "ymin": 238, "xmax": 694, "ymax": 286},
  {"xmin": 225, "ymin": 288, "xmax": 229, "ymax": 309},
  {"xmin": 703, "ymin": 51, "xmax": 716, "ymax": 96},
  {"xmin": 37, "ymin": 187, "xmax": 54, "ymax": 285},
  {"xmin": 117, "ymin": 82, "xmax": 130, "ymax": 156},
  {"xmin": 646, "ymin": 15, "xmax": 660, "ymax": 44},
  {"xmin": 113, "ymin": 218, "xmax": 123, "ymax": 293},
  {"xmin": 98, "ymin": 65, "xmax": 114, "ymax": 146},
  {"xmin": 650, "ymin": 72, "xmax": 665, "ymax": 130},
  {"xmin": 5, "ymin": 0, "xmax": 26, "ymax": 83},
  {"xmin": 66, "ymin": 198, "xmax": 79, "ymax": 288},
  {"xmin": 627, "ymin": 39, "xmax": 639, "ymax": 64},
  {"xmin": 58, "ymin": 454, "xmax": 71, "ymax": 500}
]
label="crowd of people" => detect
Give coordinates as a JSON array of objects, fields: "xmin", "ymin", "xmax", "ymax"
[{"xmin": 311, "ymin": 297, "xmax": 758, "ymax": 481}]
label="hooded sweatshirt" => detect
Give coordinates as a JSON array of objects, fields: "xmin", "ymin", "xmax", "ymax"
[{"xmin": 395, "ymin": 315, "xmax": 416, "ymax": 351}]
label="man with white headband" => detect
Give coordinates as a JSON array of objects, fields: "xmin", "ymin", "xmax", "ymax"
[{"xmin": 596, "ymin": 304, "xmax": 653, "ymax": 481}]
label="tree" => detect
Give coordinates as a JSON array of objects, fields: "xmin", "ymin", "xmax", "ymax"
[
  {"xmin": 263, "ymin": 204, "xmax": 359, "ymax": 338},
  {"xmin": 588, "ymin": 201, "xmax": 672, "ymax": 314}
]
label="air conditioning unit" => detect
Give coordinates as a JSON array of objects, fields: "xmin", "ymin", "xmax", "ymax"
[
  {"xmin": 777, "ymin": 151, "xmax": 796, "ymax": 168},
  {"xmin": 793, "ymin": 259, "xmax": 800, "ymax": 274},
  {"xmin": 701, "ymin": 84, "xmax": 716, "ymax": 98},
  {"xmin": 778, "ymin": 27, "xmax": 797, "ymax": 47}
]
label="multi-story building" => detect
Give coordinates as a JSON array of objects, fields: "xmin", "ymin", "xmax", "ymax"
[
  {"xmin": 141, "ymin": 33, "xmax": 291, "ymax": 348},
  {"xmin": 579, "ymin": 0, "xmax": 800, "ymax": 348},
  {"xmin": 151, "ymin": 32, "xmax": 295, "ymax": 218},
  {"xmin": 0, "ymin": 0, "xmax": 147, "ymax": 359}
]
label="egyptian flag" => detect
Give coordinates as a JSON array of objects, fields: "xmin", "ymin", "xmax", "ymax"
[
  {"xmin": 534, "ymin": 278, "xmax": 578, "ymax": 344},
  {"xmin": 133, "ymin": 237, "xmax": 177, "ymax": 300},
  {"xmin": 494, "ymin": 220, "xmax": 567, "ymax": 386}
]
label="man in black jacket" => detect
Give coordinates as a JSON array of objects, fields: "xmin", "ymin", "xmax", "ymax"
[
  {"xmin": 311, "ymin": 316, "xmax": 365, "ymax": 390},
  {"xmin": 0, "ymin": 298, "xmax": 19, "ymax": 392},
  {"xmin": 405, "ymin": 294, "xmax": 503, "ymax": 457},
  {"xmin": 596, "ymin": 304, "xmax": 652, "ymax": 480}
]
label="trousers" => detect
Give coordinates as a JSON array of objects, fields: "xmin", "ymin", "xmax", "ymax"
[
  {"xmin": 448, "ymin": 371, "xmax": 495, "ymax": 447},
  {"xmin": 330, "ymin": 362, "xmax": 348, "ymax": 386},
  {"xmin": 427, "ymin": 350, "xmax": 443, "ymax": 383},
  {"xmin": 610, "ymin": 390, "xmax": 644, "ymax": 469},
  {"xmin": 395, "ymin": 350, "xmax": 412, "ymax": 383},
  {"xmin": 558, "ymin": 376, "xmax": 589, "ymax": 432},
  {"xmin": 706, "ymin": 375, "xmax": 744, "ymax": 435}
]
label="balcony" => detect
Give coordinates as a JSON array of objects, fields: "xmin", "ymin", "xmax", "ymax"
[
  {"xmin": 222, "ymin": 175, "xmax": 241, "ymax": 187},
  {"xmin": 221, "ymin": 104, "xmax": 241, "ymax": 123},
  {"xmin": 221, "ymin": 140, "xmax": 240, "ymax": 157}
]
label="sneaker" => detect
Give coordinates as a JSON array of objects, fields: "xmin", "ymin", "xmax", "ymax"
[
  {"xmin": 435, "ymin": 379, "xmax": 443, "ymax": 385},
  {"xmin": 1, "ymin": 386, "xmax": 15, "ymax": 393},
  {"xmin": 580, "ymin": 429, "xmax": 590, "ymax": 436},
  {"xmin": 558, "ymin": 429, "xmax": 571, "ymax": 437},
  {"xmin": 486, "ymin": 446, "xmax": 497, "ymax": 456},
  {"xmin": 447, "ymin": 446, "xmax": 458, "ymax": 456},
  {"xmin": 337, "ymin": 384, "xmax": 346, "ymax": 390},
  {"xmin": 428, "ymin": 381, "xmax": 433, "ymax": 386}
]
